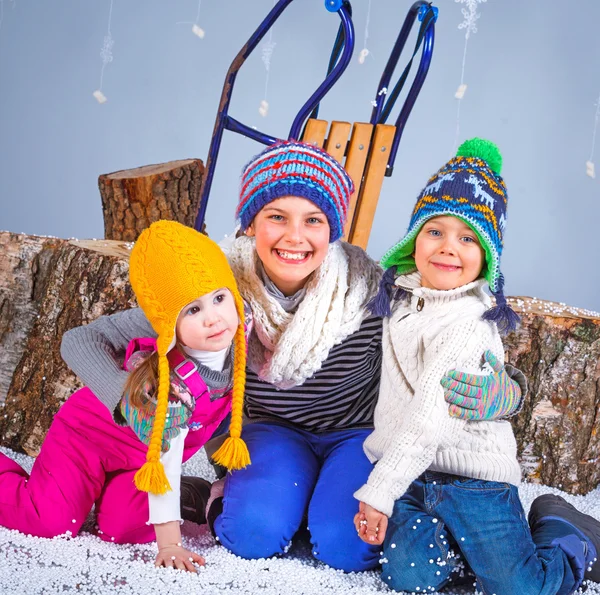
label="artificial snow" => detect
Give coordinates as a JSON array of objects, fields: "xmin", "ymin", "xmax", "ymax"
[{"xmin": 1, "ymin": 445, "xmax": 599, "ymax": 595}]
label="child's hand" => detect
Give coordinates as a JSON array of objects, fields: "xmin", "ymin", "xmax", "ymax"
[
  {"xmin": 354, "ymin": 501, "xmax": 387, "ymax": 545},
  {"xmin": 155, "ymin": 544, "xmax": 205, "ymax": 572}
]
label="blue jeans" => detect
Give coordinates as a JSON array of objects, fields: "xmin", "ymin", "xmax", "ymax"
[
  {"xmin": 214, "ymin": 422, "xmax": 380, "ymax": 572},
  {"xmin": 382, "ymin": 472, "xmax": 583, "ymax": 595}
]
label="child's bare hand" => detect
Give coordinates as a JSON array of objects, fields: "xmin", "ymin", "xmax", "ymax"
[
  {"xmin": 354, "ymin": 501, "xmax": 387, "ymax": 545},
  {"xmin": 155, "ymin": 544, "xmax": 205, "ymax": 572}
]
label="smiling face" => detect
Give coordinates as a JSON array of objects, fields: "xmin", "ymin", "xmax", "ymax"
[
  {"xmin": 175, "ymin": 288, "xmax": 239, "ymax": 352},
  {"xmin": 245, "ymin": 196, "xmax": 331, "ymax": 296},
  {"xmin": 414, "ymin": 215, "xmax": 485, "ymax": 291}
]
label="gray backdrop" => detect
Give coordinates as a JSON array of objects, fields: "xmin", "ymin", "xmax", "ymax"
[{"xmin": 1, "ymin": 0, "xmax": 599, "ymax": 311}]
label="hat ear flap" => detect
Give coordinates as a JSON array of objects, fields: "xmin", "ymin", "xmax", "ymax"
[
  {"xmin": 482, "ymin": 274, "xmax": 520, "ymax": 335},
  {"xmin": 212, "ymin": 296, "xmax": 251, "ymax": 471},
  {"xmin": 367, "ymin": 266, "xmax": 409, "ymax": 317},
  {"xmin": 134, "ymin": 352, "xmax": 172, "ymax": 495}
]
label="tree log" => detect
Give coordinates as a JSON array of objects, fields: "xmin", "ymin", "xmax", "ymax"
[
  {"xmin": 0, "ymin": 233, "xmax": 599, "ymax": 496},
  {"xmin": 99, "ymin": 159, "xmax": 204, "ymax": 241},
  {"xmin": 0, "ymin": 233, "xmax": 135, "ymax": 455},
  {"xmin": 504, "ymin": 296, "xmax": 600, "ymax": 495}
]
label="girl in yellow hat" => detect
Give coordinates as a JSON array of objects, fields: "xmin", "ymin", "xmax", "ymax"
[{"xmin": 0, "ymin": 220, "xmax": 250, "ymax": 573}]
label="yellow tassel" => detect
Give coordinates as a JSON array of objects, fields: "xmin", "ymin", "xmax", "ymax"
[
  {"xmin": 134, "ymin": 460, "xmax": 172, "ymax": 495},
  {"xmin": 212, "ymin": 436, "xmax": 251, "ymax": 471}
]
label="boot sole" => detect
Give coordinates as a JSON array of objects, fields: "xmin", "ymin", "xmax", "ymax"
[{"xmin": 529, "ymin": 494, "xmax": 600, "ymax": 582}]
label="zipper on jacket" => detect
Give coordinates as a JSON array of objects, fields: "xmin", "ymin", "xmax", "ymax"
[{"xmin": 416, "ymin": 297, "xmax": 425, "ymax": 312}]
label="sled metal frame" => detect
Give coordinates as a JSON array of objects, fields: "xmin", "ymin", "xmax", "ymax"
[
  {"xmin": 194, "ymin": 0, "xmax": 355, "ymax": 232},
  {"xmin": 195, "ymin": 0, "xmax": 438, "ymax": 252}
]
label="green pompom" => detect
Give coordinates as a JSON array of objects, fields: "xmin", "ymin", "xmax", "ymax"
[{"xmin": 456, "ymin": 137, "xmax": 502, "ymax": 175}]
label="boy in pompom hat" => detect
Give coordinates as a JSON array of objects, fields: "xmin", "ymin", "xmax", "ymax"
[
  {"xmin": 354, "ymin": 139, "xmax": 600, "ymax": 593},
  {"xmin": 0, "ymin": 219, "xmax": 252, "ymax": 573}
]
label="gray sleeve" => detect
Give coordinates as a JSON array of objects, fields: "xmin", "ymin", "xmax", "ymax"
[
  {"xmin": 60, "ymin": 308, "xmax": 156, "ymax": 414},
  {"xmin": 504, "ymin": 364, "xmax": 528, "ymax": 418}
]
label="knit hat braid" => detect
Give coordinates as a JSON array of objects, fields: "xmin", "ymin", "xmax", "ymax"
[
  {"xmin": 371, "ymin": 138, "xmax": 519, "ymax": 333},
  {"xmin": 236, "ymin": 140, "xmax": 354, "ymax": 242},
  {"xmin": 129, "ymin": 220, "xmax": 250, "ymax": 495}
]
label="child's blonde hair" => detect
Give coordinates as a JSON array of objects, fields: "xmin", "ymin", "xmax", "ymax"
[{"xmin": 123, "ymin": 351, "xmax": 158, "ymax": 411}]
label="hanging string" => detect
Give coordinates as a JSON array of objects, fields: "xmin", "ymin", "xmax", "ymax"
[
  {"xmin": 0, "ymin": 0, "xmax": 16, "ymax": 35},
  {"xmin": 453, "ymin": 0, "xmax": 487, "ymax": 152},
  {"xmin": 259, "ymin": 0, "xmax": 277, "ymax": 118},
  {"xmin": 176, "ymin": 0, "xmax": 205, "ymax": 39},
  {"xmin": 358, "ymin": 0, "xmax": 373, "ymax": 65},
  {"xmin": 586, "ymin": 90, "xmax": 600, "ymax": 179},
  {"xmin": 93, "ymin": 0, "xmax": 114, "ymax": 104}
]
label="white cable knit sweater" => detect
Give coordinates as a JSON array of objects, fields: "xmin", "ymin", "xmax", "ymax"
[{"xmin": 354, "ymin": 273, "xmax": 521, "ymax": 517}]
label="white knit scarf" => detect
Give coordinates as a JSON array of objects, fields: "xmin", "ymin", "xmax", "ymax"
[{"xmin": 228, "ymin": 235, "xmax": 381, "ymax": 388}]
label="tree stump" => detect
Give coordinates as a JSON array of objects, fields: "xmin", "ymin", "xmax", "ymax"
[
  {"xmin": 0, "ymin": 233, "xmax": 135, "ymax": 455},
  {"xmin": 99, "ymin": 159, "xmax": 204, "ymax": 241},
  {"xmin": 504, "ymin": 296, "xmax": 600, "ymax": 495}
]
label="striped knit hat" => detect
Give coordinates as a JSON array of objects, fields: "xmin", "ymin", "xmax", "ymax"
[
  {"xmin": 371, "ymin": 138, "xmax": 519, "ymax": 333},
  {"xmin": 129, "ymin": 220, "xmax": 250, "ymax": 496},
  {"xmin": 236, "ymin": 140, "xmax": 354, "ymax": 242}
]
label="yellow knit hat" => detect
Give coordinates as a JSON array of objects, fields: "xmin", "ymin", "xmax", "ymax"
[{"xmin": 129, "ymin": 220, "xmax": 250, "ymax": 495}]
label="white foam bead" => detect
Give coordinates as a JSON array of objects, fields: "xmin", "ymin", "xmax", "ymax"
[
  {"xmin": 192, "ymin": 24, "xmax": 205, "ymax": 38},
  {"xmin": 93, "ymin": 90, "xmax": 107, "ymax": 104},
  {"xmin": 454, "ymin": 83, "xmax": 467, "ymax": 99}
]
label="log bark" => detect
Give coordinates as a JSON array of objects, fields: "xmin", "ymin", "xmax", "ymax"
[
  {"xmin": 0, "ymin": 233, "xmax": 599, "ymax": 496},
  {"xmin": 504, "ymin": 296, "xmax": 600, "ymax": 495},
  {"xmin": 0, "ymin": 233, "xmax": 135, "ymax": 455},
  {"xmin": 99, "ymin": 159, "xmax": 204, "ymax": 241}
]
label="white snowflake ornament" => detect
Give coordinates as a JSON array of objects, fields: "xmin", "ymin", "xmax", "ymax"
[
  {"xmin": 192, "ymin": 24, "xmax": 205, "ymax": 38},
  {"xmin": 358, "ymin": 48, "xmax": 369, "ymax": 64}
]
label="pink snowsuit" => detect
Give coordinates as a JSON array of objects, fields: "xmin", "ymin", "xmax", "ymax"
[{"xmin": 0, "ymin": 353, "xmax": 230, "ymax": 544}]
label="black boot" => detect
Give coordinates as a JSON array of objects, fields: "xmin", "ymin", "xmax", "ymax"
[
  {"xmin": 528, "ymin": 494, "xmax": 600, "ymax": 582},
  {"xmin": 180, "ymin": 476, "xmax": 212, "ymax": 525}
]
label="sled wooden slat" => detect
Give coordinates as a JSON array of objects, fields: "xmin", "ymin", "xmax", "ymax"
[
  {"xmin": 323, "ymin": 121, "xmax": 351, "ymax": 164},
  {"xmin": 301, "ymin": 119, "xmax": 328, "ymax": 148},
  {"xmin": 347, "ymin": 123, "xmax": 396, "ymax": 249},
  {"xmin": 342, "ymin": 122, "xmax": 373, "ymax": 240}
]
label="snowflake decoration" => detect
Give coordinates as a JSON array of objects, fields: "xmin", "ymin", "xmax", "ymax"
[
  {"xmin": 456, "ymin": 0, "xmax": 487, "ymax": 39},
  {"xmin": 100, "ymin": 34, "xmax": 114, "ymax": 65},
  {"xmin": 261, "ymin": 39, "xmax": 276, "ymax": 72}
]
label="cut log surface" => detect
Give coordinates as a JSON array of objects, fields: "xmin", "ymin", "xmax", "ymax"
[
  {"xmin": 0, "ymin": 232, "xmax": 599, "ymax": 496},
  {"xmin": 99, "ymin": 159, "xmax": 204, "ymax": 241},
  {"xmin": 0, "ymin": 234, "xmax": 135, "ymax": 456}
]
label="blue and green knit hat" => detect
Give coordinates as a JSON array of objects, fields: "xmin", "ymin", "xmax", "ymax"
[{"xmin": 370, "ymin": 138, "xmax": 519, "ymax": 333}]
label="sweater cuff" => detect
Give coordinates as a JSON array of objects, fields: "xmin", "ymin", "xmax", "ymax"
[
  {"xmin": 354, "ymin": 484, "xmax": 395, "ymax": 518},
  {"xmin": 504, "ymin": 364, "xmax": 528, "ymax": 419},
  {"xmin": 103, "ymin": 370, "xmax": 129, "ymax": 417}
]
